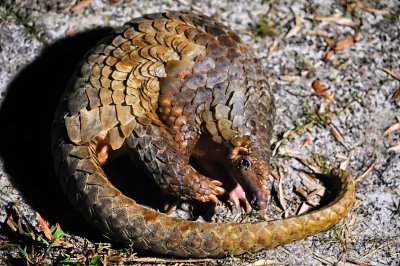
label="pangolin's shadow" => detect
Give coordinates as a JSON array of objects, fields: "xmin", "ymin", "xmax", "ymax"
[{"xmin": 0, "ymin": 28, "xmax": 164, "ymax": 250}]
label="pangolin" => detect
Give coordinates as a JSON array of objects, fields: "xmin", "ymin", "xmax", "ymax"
[{"xmin": 51, "ymin": 11, "xmax": 355, "ymax": 258}]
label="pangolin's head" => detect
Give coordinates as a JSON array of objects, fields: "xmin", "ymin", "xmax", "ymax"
[{"xmin": 228, "ymin": 145, "xmax": 270, "ymax": 210}]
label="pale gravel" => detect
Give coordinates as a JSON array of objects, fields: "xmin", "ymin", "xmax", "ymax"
[{"xmin": 0, "ymin": 0, "xmax": 399, "ymax": 265}]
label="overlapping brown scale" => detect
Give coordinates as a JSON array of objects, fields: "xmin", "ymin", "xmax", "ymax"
[
  {"xmin": 218, "ymin": 34, "xmax": 238, "ymax": 48},
  {"xmin": 123, "ymin": 27, "xmax": 138, "ymax": 40},
  {"xmin": 194, "ymin": 32, "xmax": 215, "ymax": 47},
  {"xmin": 152, "ymin": 19, "xmax": 169, "ymax": 32},
  {"xmin": 100, "ymin": 105, "xmax": 118, "ymax": 130},
  {"xmin": 103, "ymin": 45, "xmax": 116, "ymax": 56},
  {"xmin": 131, "ymin": 34, "xmax": 150, "ymax": 47},
  {"xmin": 180, "ymin": 43, "xmax": 206, "ymax": 61},
  {"xmin": 85, "ymin": 86, "xmax": 101, "ymax": 109},
  {"xmin": 65, "ymin": 114, "xmax": 81, "ymax": 144},
  {"xmin": 112, "ymin": 90, "xmax": 125, "ymax": 104},
  {"xmin": 165, "ymin": 20, "xmax": 181, "ymax": 34},
  {"xmin": 206, "ymin": 69, "xmax": 228, "ymax": 88},
  {"xmin": 81, "ymin": 61, "xmax": 93, "ymax": 78},
  {"xmin": 114, "ymin": 61, "xmax": 133, "ymax": 73},
  {"xmin": 99, "ymin": 87, "xmax": 113, "ymax": 105},
  {"xmin": 206, "ymin": 24, "xmax": 226, "ymax": 38},
  {"xmin": 80, "ymin": 108, "xmax": 103, "ymax": 143},
  {"xmin": 105, "ymin": 56, "xmax": 118, "ymax": 67},
  {"xmin": 121, "ymin": 54, "xmax": 139, "ymax": 68},
  {"xmin": 116, "ymin": 105, "xmax": 134, "ymax": 125},
  {"xmin": 175, "ymin": 23, "xmax": 191, "ymax": 36},
  {"xmin": 184, "ymin": 27, "xmax": 202, "ymax": 42},
  {"xmin": 137, "ymin": 20, "xmax": 157, "ymax": 34},
  {"xmin": 100, "ymin": 76, "xmax": 111, "ymax": 90},
  {"xmin": 108, "ymin": 127, "xmax": 125, "ymax": 149},
  {"xmin": 89, "ymin": 75, "xmax": 101, "ymax": 89},
  {"xmin": 120, "ymin": 40, "xmax": 136, "ymax": 53},
  {"xmin": 165, "ymin": 59, "xmax": 194, "ymax": 78},
  {"xmin": 68, "ymin": 89, "xmax": 88, "ymax": 114},
  {"xmin": 206, "ymin": 41, "xmax": 227, "ymax": 58}
]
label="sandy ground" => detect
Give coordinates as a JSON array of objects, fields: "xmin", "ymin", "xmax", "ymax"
[{"xmin": 0, "ymin": 0, "xmax": 399, "ymax": 265}]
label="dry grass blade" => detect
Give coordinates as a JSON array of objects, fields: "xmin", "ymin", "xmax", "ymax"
[
  {"xmin": 355, "ymin": 160, "xmax": 375, "ymax": 183},
  {"xmin": 268, "ymin": 38, "xmax": 279, "ymax": 56},
  {"xmin": 299, "ymin": 172, "xmax": 324, "ymax": 191},
  {"xmin": 329, "ymin": 124, "xmax": 349, "ymax": 150},
  {"xmin": 313, "ymin": 15, "xmax": 358, "ymax": 26},
  {"xmin": 358, "ymin": 2, "xmax": 393, "ymax": 15},
  {"xmin": 360, "ymin": 240, "xmax": 391, "ymax": 260},
  {"xmin": 339, "ymin": 155, "xmax": 351, "ymax": 170},
  {"xmin": 383, "ymin": 68, "xmax": 400, "ymax": 81},
  {"xmin": 296, "ymin": 158, "xmax": 322, "ymax": 173},
  {"xmin": 71, "ymin": 0, "xmax": 93, "ymax": 13},
  {"xmin": 246, "ymin": 259, "xmax": 286, "ymax": 266},
  {"xmin": 388, "ymin": 144, "xmax": 400, "ymax": 153},
  {"xmin": 286, "ymin": 10, "xmax": 302, "ymax": 38},
  {"xmin": 36, "ymin": 212, "xmax": 52, "ymax": 241},
  {"xmin": 280, "ymin": 75, "xmax": 300, "ymax": 82},
  {"xmin": 313, "ymin": 253, "xmax": 336, "ymax": 265},
  {"xmin": 319, "ymin": 92, "xmax": 335, "ymax": 112},
  {"xmin": 127, "ymin": 257, "xmax": 211, "ymax": 263},
  {"xmin": 278, "ymin": 178, "xmax": 289, "ymax": 217}
]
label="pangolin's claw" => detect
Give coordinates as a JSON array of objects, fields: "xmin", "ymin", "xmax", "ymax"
[
  {"xmin": 211, "ymin": 180, "xmax": 223, "ymax": 187},
  {"xmin": 228, "ymin": 183, "xmax": 253, "ymax": 213},
  {"xmin": 244, "ymin": 198, "xmax": 252, "ymax": 214},
  {"xmin": 195, "ymin": 194, "xmax": 221, "ymax": 204},
  {"xmin": 208, "ymin": 194, "xmax": 220, "ymax": 204}
]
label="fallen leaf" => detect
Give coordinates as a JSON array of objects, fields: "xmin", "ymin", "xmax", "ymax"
[
  {"xmin": 6, "ymin": 215, "xmax": 17, "ymax": 231},
  {"xmin": 295, "ymin": 186, "xmax": 308, "ymax": 198},
  {"xmin": 339, "ymin": 155, "xmax": 351, "ymax": 170},
  {"xmin": 312, "ymin": 79, "xmax": 332, "ymax": 100},
  {"xmin": 297, "ymin": 202, "xmax": 312, "ymax": 215},
  {"xmin": 392, "ymin": 88, "xmax": 400, "ymax": 103},
  {"xmin": 71, "ymin": 0, "xmax": 93, "ymax": 13},
  {"xmin": 36, "ymin": 212, "xmax": 52, "ymax": 241},
  {"xmin": 334, "ymin": 35, "xmax": 355, "ymax": 51},
  {"xmin": 384, "ymin": 122, "xmax": 400, "ymax": 136},
  {"xmin": 301, "ymin": 135, "xmax": 311, "ymax": 148},
  {"xmin": 324, "ymin": 48, "xmax": 335, "ymax": 60},
  {"xmin": 388, "ymin": 144, "xmax": 400, "ymax": 154}
]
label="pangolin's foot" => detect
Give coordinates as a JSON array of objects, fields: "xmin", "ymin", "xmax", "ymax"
[{"xmin": 194, "ymin": 180, "xmax": 225, "ymax": 204}]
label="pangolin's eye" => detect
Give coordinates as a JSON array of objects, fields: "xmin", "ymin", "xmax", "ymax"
[{"xmin": 240, "ymin": 158, "xmax": 251, "ymax": 170}]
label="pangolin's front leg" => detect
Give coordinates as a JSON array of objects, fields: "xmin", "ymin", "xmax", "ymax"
[{"xmin": 124, "ymin": 121, "xmax": 224, "ymax": 204}]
